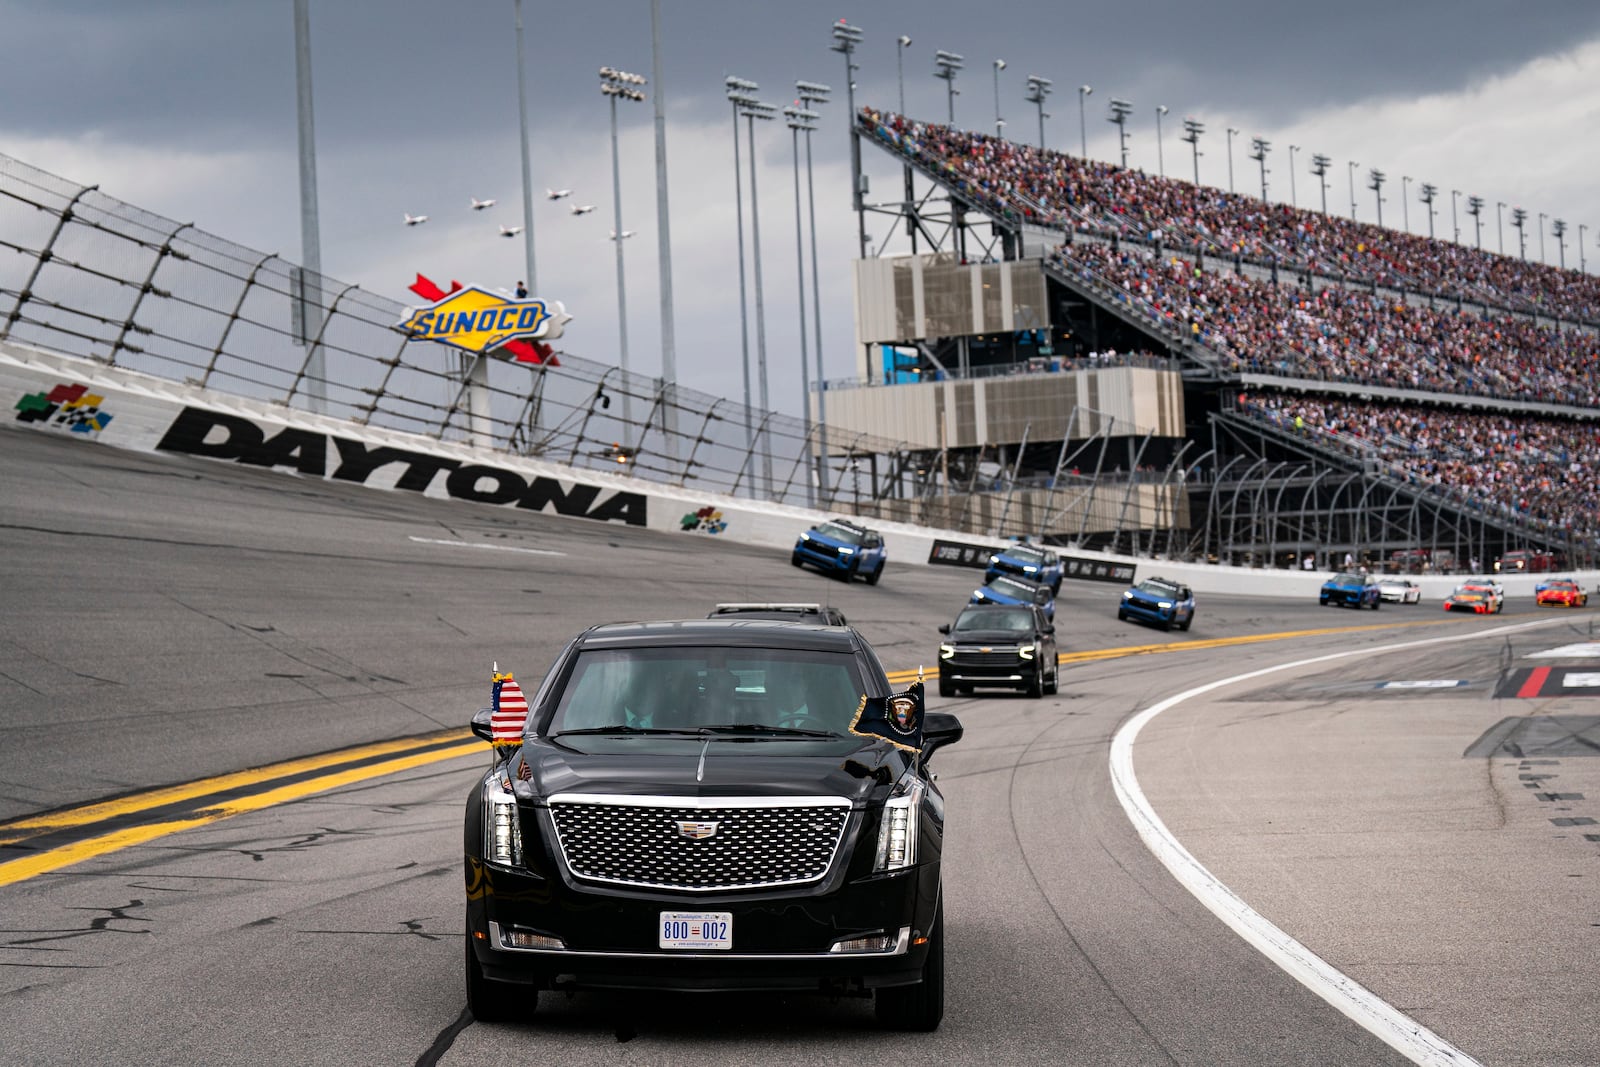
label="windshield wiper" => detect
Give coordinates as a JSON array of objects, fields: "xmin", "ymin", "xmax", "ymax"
[
  {"xmin": 697, "ymin": 723, "xmax": 842, "ymax": 739},
  {"xmin": 549, "ymin": 726, "xmax": 706, "ymax": 738}
]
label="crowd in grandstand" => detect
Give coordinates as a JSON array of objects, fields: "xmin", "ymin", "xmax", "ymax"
[
  {"xmin": 859, "ymin": 108, "xmax": 1600, "ymax": 324},
  {"xmin": 1239, "ymin": 393, "xmax": 1600, "ymax": 540},
  {"xmin": 1054, "ymin": 241, "xmax": 1600, "ymax": 407}
]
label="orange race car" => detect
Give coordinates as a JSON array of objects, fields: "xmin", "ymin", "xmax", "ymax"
[
  {"xmin": 1535, "ymin": 579, "xmax": 1589, "ymax": 608},
  {"xmin": 1443, "ymin": 582, "xmax": 1504, "ymax": 614}
]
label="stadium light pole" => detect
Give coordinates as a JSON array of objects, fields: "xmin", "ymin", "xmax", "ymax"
[
  {"xmin": 743, "ymin": 96, "xmax": 778, "ymax": 493},
  {"xmin": 831, "ymin": 19, "xmax": 866, "ymax": 261},
  {"xmin": 797, "ymin": 79, "xmax": 831, "ymax": 495},
  {"xmin": 1552, "ymin": 218, "xmax": 1568, "ymax": 269},
  {"xmin": 1368, "ymin": 168, "xmax": 1386, "ymax": 228},
  {"xmin": 1451, "ymin": 189, "xmax": 1461, "ymax": 244},
  {"xmin": 1077, "ymin": 85, "xmax": 1092, "ymax": 156},
  {"xmin": 1155, "ymin": 105, "xmax": 1168, "ymax": 177},
  {"xmin": 649, "ymin": 0, "xmax": 677, "ymax": 459},
  {"xmin": 1511, "ymin": 207, "xmax": 1527, "ymax": 260},
  {"xmin": 1226, "ymin": 127, "xmax": 1237, "ymax": 193},
  {"xmin": 1401, "ymin": 176, "xmax": 1411, "ymax": 232},
  {"xmin": 1249, "ymin": 136, "xmax": 1270, "ymax": 201},
  {"xmin": 992, "ymin": 58, "xmax": 1006, "ymax": 137},
  {"xmin": 1467, "ymin": 195, "xmax": 1484, "ymax": 250},
  {"xmin": 934, "ymin": 50, "xmax": 963, "ymax": 125},
  {"xmin": 1310, "ymin": 153, "xmax": 1331, "ymax": 215},
  {"xmin": 1419, "ymin": 183, "xmax": 1437, "ymax": 239},
  {"xmin": 292, "ymin": 0, "xmax": 327, "ymax": 412},
  {"xmin": 1538, "ymin": 211, "xmax": 1547, "ymax": 262},
  {"xmin": 896, "ymin": 35, "xmax": 911, "ymax": 114},
  {"xmin": 1287, "ymin": 144, "xmax": 1298, "ymax": 207},
  {"xmin": 1025, "ymin": 75, "xmax": 1052, "ymax": 148},
  {"xmin": 1496, "ymin": 201, "xmax": 1506, "ymax": 254},
  {"xmin": 1346, "ymin": 160, "xmax": 1358, "ymax": 221},
  {"xmin": 726, "ymin": 78, "xmax": 760, "ymax": 454},
  {"xmin": 1581, "ymin": 223, "xmax": 1589, "ymax": 273},
  {"xmin": 600, "ymin": 66, "xmax": 647, "ymax": 441},
  {"xmin": 1181, "ymin": 118, "xmax": 1204, "ymax": 186},
  {"xmin": 1107, "ymin": 98, "xmax": 1133, "ymax": 168},
  {"xmin": 784, "ymin": 102, "xmax": 820, "ymax": 504},
  {"xmin": 512, "ymin": 0, "xmax": 538, "ymax": 295}
]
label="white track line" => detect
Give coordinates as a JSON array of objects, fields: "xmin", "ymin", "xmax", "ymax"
[
  {"xmin": 1110, "ymin": 616, "xmax": 1564, "ymax": 1067},
  {"xmin": 408, "ymin": 535, "xmax": 566, "ymax": 557}
]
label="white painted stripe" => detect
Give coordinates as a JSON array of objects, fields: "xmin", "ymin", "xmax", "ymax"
[
  {"xmin": 408, "ymin": 535, "xmax": 566, "ymax": 557},
  {"xmin": 1376, "ymin": 680, "xmax": 1468, "ymax": 689},
  {"xmin": 1110, "ymin": 616, "xmax": 1568, "ymax": 1067}
]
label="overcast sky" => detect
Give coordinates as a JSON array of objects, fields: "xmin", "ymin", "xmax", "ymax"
[{"xmin": 4, "ymin": 1, "xmax": 1599, "ymax": 412}]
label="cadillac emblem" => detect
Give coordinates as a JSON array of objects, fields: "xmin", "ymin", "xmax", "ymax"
[{"xmin": 676, "ymin": 820, "xmax": 719, "ymax": 840}]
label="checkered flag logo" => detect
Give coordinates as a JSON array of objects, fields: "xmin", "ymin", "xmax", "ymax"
[{"xmin": 15, "ymin": 383, "xmax": 114, "ymax": 434}]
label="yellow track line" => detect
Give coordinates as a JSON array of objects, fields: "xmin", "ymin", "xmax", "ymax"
[
  {"xmin": 0, "ymin": 741, "xmax": 485, "ymax": 889},
  {"xmin": 0, "ymin": 729, "xmax": 473, "ymax": 848}
]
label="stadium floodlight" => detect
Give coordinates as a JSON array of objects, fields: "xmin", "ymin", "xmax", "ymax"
[
  {"xmin": 726, "ymin": 76, "xmax": 762, "ymax": 457},
  {"xmin": 992, "ymin": 59, "xmax": 1006, "ymax": 137},
  {"xmin": 895, "ymin": 35, "xmax": 912, "ymax": 114},
  {"xmin": 1287, "ymin": 145, "xmax": 1299, "ymax": 207},
  {"xmin": 783, "ymin": 102, "xmax": 820, "ymax": 502},
  {"xmin": 1155, "ymin": 106, "xmax": 1169, "ymax": 177},
  {"xmin": 1496, "ymin": 201, "xmax": 1506, "ymax": 254},
  {"xmin": 796, "ymin": 76, "xmax": 831, "ymax": 492},
  {"xmin": 1538, "ymin": 211, "xmax": 1547, "ymax": 263},
  {"xmin": 830, "ymin": 19, "xmax": 866, "ymax": 267},
  {"xmin": 1078, "ymin": 85, "xmax": 1092, "ymax": 156},
  {"xmin": 1367, "ymin": 168, "xmax": 1386, "ymax": 228},
  {"xmin": 934, "ymin": 50, "xmax": 964, "ymax": 125},
  {"xmin": 1346, "ymin": 160, "xmax": 1358, "ymax": 221},
  {"xmin": 1025, "ymin": 75, "xmax": 1053, "ymax": 149},
  {"xmin": 1181, "ymin": 118, "xmax": 1204, "ymax": 186},
  {"xmin": 1226, "ymin": 127, "xmax": 1238, "ymax": 193},
  {"xmin": 1581, "ymin": 223, "xmax": 1589, "ymax": 274},
  {"xmin": 1466, "ymin": 195, "xmax": 1485, "ymax": 250},
  {"xmin": 1107, "ymin": 98, "xmax": 1133, "ymax": 168},
  {"xmin": 1401, "ymin": 176, "xmax": 1411, "ymax": 232},
  {"xmin": 1249, "ymin": 136, "xmax": 1271, "ymax": 201},
  {"xmin": 600, "ymin": 66, "xmax": 648, "ymax": 438},
  {"xmin": 1553, "ymin": 218, "xmax": 1569, "ymax": 269},
  {"xmin": 1310, "ymin": 153, "xmax": 1331, "ymax": 215},
  {"xmin": 1418, "ymin": 182, "xmax": 1438, "ymax": 239},
  {"xmin": 1452, "ymin": 190, "xmax": 1462, "ymax": 244},
  {"xmin": 1511, "ymin": 207, "xmax": 1527, "ymax": 260}
]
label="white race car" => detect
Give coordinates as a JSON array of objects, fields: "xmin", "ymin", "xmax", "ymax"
[{"xmin": 1376, "ymin": 578, "xmax": 1422, "ymax": 604}]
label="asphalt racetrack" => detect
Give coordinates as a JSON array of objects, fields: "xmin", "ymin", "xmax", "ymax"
[{"xmin": 3, "ymin": 426, "xmax": 1597, "ymax": 1066}]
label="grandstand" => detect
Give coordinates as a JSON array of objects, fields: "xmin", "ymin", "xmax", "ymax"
[{"xmin": 825, "ymin": 105, "xmax": 1599, "ymax": 571}]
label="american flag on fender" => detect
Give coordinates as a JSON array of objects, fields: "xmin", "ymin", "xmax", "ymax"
[{"xmin": 491, "ymin": 670, "xmax": 529, "ymax": 748}]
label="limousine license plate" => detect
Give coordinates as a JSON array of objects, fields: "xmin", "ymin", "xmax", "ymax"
[{"xmin": 659, "ymin": 911, "xmax": 732, "ymax": 950}]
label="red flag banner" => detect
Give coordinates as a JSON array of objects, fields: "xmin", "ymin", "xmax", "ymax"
[{"xmin": 491, "ymin": 671, "xmax": 529, "ymax": 748}]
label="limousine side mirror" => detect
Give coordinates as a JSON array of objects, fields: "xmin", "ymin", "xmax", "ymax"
[
  {"xmin": 471, "ymin": 707, "xmax": 495, "ymax": 743},
  {"xmin": 921, "ymin": 712, "xmax": 964, "ymax": 765},
  {"xmin": 938, "ymin": 623, "xmax": 951, "ymax": 635}
]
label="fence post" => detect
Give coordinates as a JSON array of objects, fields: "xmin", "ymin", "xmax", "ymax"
[
  {"xmin": 2, "ymin": 182, "xmax": 98, "ymax": 342},
  {"xmin": 570, "ymin": 370, "xmax": 619, "ymax": 466},
  {"xmin": 679, "ymin": 398, "xmax": 723, "ymax": 488},
  {"xmin": 107, "ymin": 220, "xmax": 192, "ymax": 367},
  {"xmin": 285, "ymin": 282, "xmax": 358, "ymax": 409},
  {"xmin": 203, "ymin": 251, "xmax": 279, "ymax": 390}
]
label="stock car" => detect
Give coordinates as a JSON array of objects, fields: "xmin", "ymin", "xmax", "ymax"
[
  {"xmin": 1443, "ymin": 582, "xmax": 1504, "ymax": 614},
  {"xmin": 1320, "ymin": 572, "xmax": 1382, "ymax": 609},
  {"xmin": 792, "ymin": 519, "xmax": 887, "ymax": 584},
  {"xmin": 1376, "ymin": 578, "xmax": 1423, "ymax": 604},
  {"xmin": 970, "ymin": 574, "xmax": 1056, "ymax": 621},
  {"xmin": 1117, "ymin": 576, "xmax": 1196, "ymax": 631},
  {"xmin": 985, "ymin": 544, "xmax": 1064, "ymax": 594},
  {"xmin": 1535, "ymin": 579, "xmax": 1589, "ymax": 608},
  {"xmin": 937, "ymin": 603, "xmax": 1059, "ymax": 698},
  {"xmin": 464, "ymin": 619, "xmax": 964, "ymax": 1030}
]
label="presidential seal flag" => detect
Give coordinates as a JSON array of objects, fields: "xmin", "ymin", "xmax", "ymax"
[
  {"xmin": 848, "ymin": 681, "xmax": 925, "ymax": 753},
  {"xmin": 490, "ymin": 670, "xmax": 529, "ymax": 749}
]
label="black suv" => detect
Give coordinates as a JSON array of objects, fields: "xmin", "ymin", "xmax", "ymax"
[
  {"xmin": 464, "ymin": 619, "xmax": 963, "ymax": 1029},
  {"xmin": 937, "ymin": 603, "xmax": 1059, "ymax": 698},
  {"xmin": 707, "ymin": 602, "xmax": 849, "ymax": 627}
]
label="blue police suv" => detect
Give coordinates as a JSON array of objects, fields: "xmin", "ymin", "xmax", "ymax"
[
  {"xmin": 1117, "ymin": 576, "xmax": 1195, "ymax": 631},
  {"xmin": 792, "ymin": 518, "xmax": 887, "ymax": 584},
  {"xmin": 985, "ymin": 543, "xmax": 1064, "ymax": 595},
  {"xmin": 970, "ymin": 574, "xmax": 1056, "ymax": 621}
]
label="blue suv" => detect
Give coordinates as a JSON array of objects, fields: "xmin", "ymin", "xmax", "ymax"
[
  {"xmin": 1118, "ymin": 576, "xmax": 1195, "ymax": 631},
  {"xmin": 970, "ymin": 574, "xmax": 1055, "ymax": 621},
  {"xmin": 791, "ymin": 518, "xmax": 886, "ymax": 584},
  {"xmin": 986, "ymin": 543, "xmax": 1064, "ymax": 594}
]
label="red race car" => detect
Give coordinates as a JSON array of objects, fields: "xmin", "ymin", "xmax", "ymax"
[
  {"xmin": 1443, "ymin": 583, "xmax": 1504, "ymax": 614},
  {"xmin": 1535, "ymin": 580, "xmax": 1589, "ymax": 608}
]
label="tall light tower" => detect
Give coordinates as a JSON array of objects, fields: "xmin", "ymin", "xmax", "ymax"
[
  {"xmin": 784, "ymin": 102, "xmax": 820, "ymax": 504},
  {"xmin": 600, "ymin": 66, "xmax": 647, "ymax": 439},
  {"xmin": 1249, "ymin": 136, "xmax": 1270, "ymax": 201},
  {"xmin": 1346, "ymin": 160, "xmax": 1358, "ymax": 220},
  {"xmin": 1511, "ymin": 207, "xmax": 1528, "ymax": 260},
  {"xmin": 511, "ymin": 0, "xmax": 537, "ymax": 295},
  {"xmin": 896, "ymin": 34, "xmax": 912, "ymax": 114},
  {"xmin": 1496, "ymin": 201, "xmax": 1506, "ymax": 254},
  {"xmin": 1419, "ymin": 182, "xmax": 1438, "ymax": 239},
  {"xmin": 1367, "ymin": 168, "xmax": 1386, "ymax": 228},
  {"xmin": 1553, "ymin": 218, "xmax": 1568, "ymax": 269},
  {"xmin": 1310, "ymin": 153, "xmax": 1331, "ymax": 215},
  {"xmin": 1226, "ymin": 127, "xmax": 1238, "ymax": 193},
  {"xmin": 1154, "ymin": 105, "xmax": 1169, "ymax": 177},
  {"xmin": 1581, "ymin": 224, "xmax": 1589, "ymax": 274},
  {"xmin": 739, "ymin": 94, "xmax": 778, "ymax": 492},
  {"xmin": 1181, "ymin": 118, "xmax": 1204, "ymax": 186},
  {"xmin": 1077, "ymin": 85, "xmax": 1092, "ymax": 156},
  {"xmin": 1107, "ymin": 98, "xmax": 1133, "ymax": 167},
  {"xmin": 797, "ymin": 78, "xmax": 831, "ymax": 495},
  {"xmin": 830, "ymin": 19, "xmax": 865, "ymax": 260},
  {"xmin": 1466, "ymin": 195, "xmax": 1484, "ymax": 250},
  {"xmin": 934, "ymin": 50, "xmax": 964, "ymax": 125},
  {"xmin": 1451, "ymin": 189, "xmax": 1461, "ymax": 243},
  {"xmin": 1401, "ymin": 176, "xmax": 1411, "ymax": 232},
  {"xmin": 1025, "ymin": 74, "xmax": 1052, "ymax": 148},
  {"xmin": 725, "ymin": 77, "xmax": 760, "ymax": 453},
  {"xmin": 1538, "ymin": 211, "xmax": 1547, "ymax": 262},
  {"xmin": 649, "ymin": 0, "xmax": 677, "ymax": 457},
  {"xmin": 1287, "ymin": 144, "xmax": 1299, "ymax": 207},
  {"xmin": 991, "ymin": 58, "xmax": 1006, "ymax": 137}
]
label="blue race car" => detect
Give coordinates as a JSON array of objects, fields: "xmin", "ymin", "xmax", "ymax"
[
  {"xmin": 970, "ymin": 573, "xmax": 1055, "ymax": 621},
  {"xmin": 986, "ymin": 543, "xmax": 1064, "ymax": 594},
  {"xmin": 1320, "ymin": 572, "xmax": 1382, "ymax": 609},
  {"xmin": 1117, "ymin": 576, "xmax": 1195, "ymax": 631},
  {"xmin": 791, "ymin": 518, "xmax": 886, "ymax": 584}
]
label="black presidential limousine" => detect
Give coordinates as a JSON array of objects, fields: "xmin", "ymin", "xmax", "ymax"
[{"xmin": 463, "ymin": 619, "xmax": 963, "ymax": 1030}]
